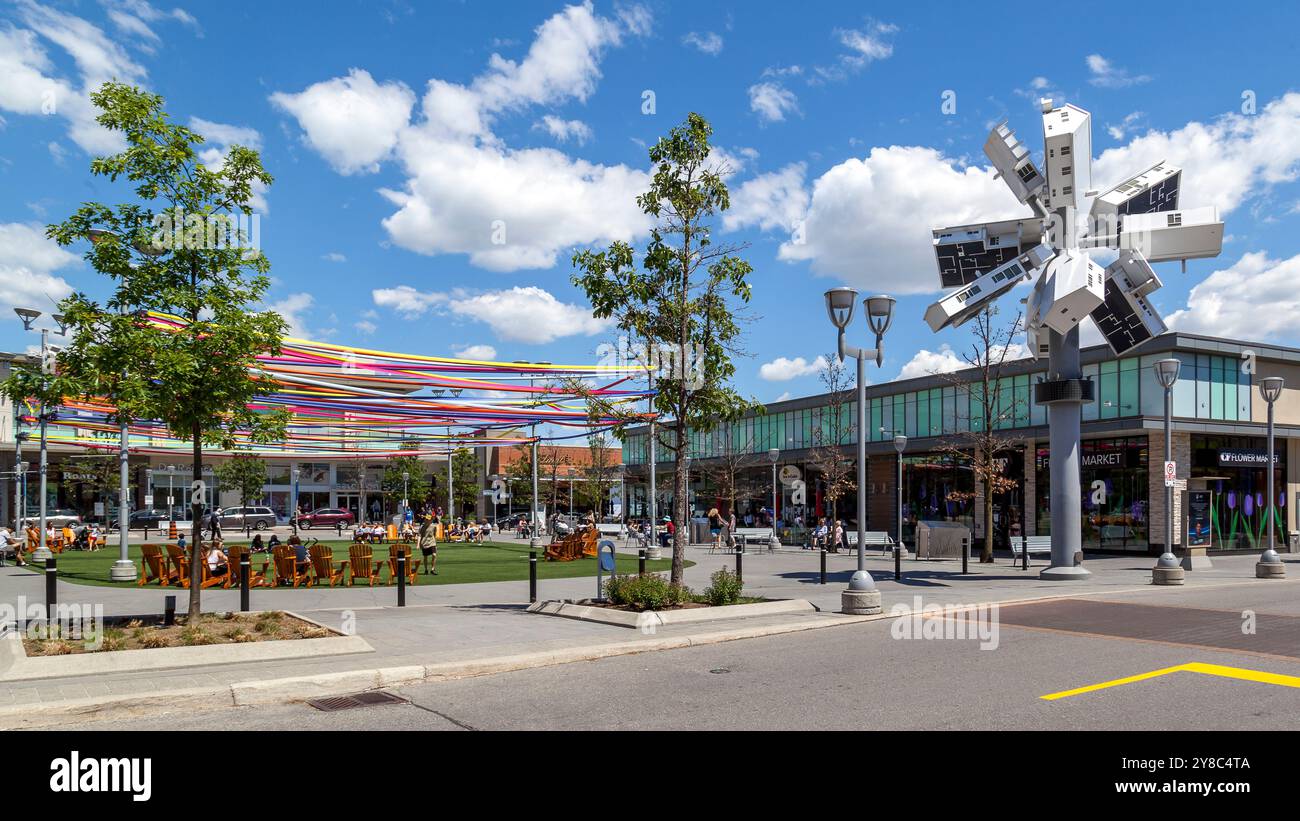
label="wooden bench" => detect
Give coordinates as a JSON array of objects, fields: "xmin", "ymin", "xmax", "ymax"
[
  {"xmin": 839, "ymin": 531, "xmax": 896, "ymax": 554},
  {"xmin": 1009, "ymin": 535, "xmax": 1052, "ymax": 564}
]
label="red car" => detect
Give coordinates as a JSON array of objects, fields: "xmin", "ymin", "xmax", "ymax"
[{"xmin": 294, "ymin": 508, "xmax": 355, "ymax": 530}]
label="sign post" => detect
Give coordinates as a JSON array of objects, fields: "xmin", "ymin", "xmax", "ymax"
[{"xmin": 1163, "ymin": 460, "xmax": 1177, "ymax": 488}]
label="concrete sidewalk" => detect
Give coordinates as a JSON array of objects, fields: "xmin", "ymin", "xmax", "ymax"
[{"xmin": 1, "ymin": 545, "xmax": 1295, "ymax": 728}]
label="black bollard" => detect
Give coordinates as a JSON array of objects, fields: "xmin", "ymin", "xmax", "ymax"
[
  {"xmin": 336, "ymin": 522, "xmax": 342, "ymax": 538},
  {"xmin": 239, "ymin": 553, "xmax": 250, "ymax": 612},
  {"xmin": 734, "ymin": 545, "xmax": 743, "ymax": 585},
  {"xmin": 894, "ymin": 545, "xmax": 901, "ymax": 582},
  {"xmin": 1021, "ymin": 533, "xmax": 1028, "ymax": 571},
  {"xmin": 44, "ymin": 558, "xmax": 57, "ymax": 629},
  {"xmin": 962, "ymin": 536, "xmax": 969, "ymax": 575},
  {"xmin": 638, "ymin": 548, "xmax": 646, "ymax": 576},
  {"xmin": 529, "ymin": 549, "xmax": 537, "ymax": 603},
  {"xmin": 396, "ymin": 553, "xmax": 406, "ymax": 607},
  {"xmin": 164, "ymin": 594, "xmax": 176, "ymax": 626},
  {"xmin": 820, "ymin": 547, "xmax": 827, "ymax": 585}
]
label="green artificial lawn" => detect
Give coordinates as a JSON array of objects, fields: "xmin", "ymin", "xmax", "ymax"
[{"xmin": 24, "ymin": 539, "xmax": 687, "ymax": 588}]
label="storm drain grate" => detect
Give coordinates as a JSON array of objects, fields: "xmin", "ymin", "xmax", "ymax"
[{"xmin": 307, "ymin": 690, "xmax": 409, "ymax": 712}]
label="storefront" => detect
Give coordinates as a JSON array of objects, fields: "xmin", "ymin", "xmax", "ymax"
[
  {"xmin": 1036, "ymin": 436, "xmax": 1150, "ymax": 552},
  {"xmin": 1191, "ymin": 435, "xmax": 1285, "ymax": 551},
  {"xmin": 900, "ymin": 452, "xmax": 975, "ymax": 545}
]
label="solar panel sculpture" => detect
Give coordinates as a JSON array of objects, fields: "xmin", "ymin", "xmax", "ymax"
[{"xmin": 925, "ymin": 98, "xmax": 1224, "ymax": 580}]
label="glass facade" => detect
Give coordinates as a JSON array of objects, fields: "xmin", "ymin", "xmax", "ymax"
[
  {"xmin": 900, "ymin": 453, "xmax": 974, "ymax": 545},
  {"xmin": 1035, "ymin": 437, "xmax": 1149, "ymax": 552},
  {"xmin": 1191, "ymin": 434, "xmax": 1285, "ymax": 551},
  {"xmin": 621, "ymin": 352, "xmax": 1242, "ymax": 466}
]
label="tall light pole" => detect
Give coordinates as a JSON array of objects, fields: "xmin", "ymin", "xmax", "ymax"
[
  {"xmin": 894, "ymin": 434, "xmax": 908, "ymax": 565},
  {"xmin": 12, "ymin": 433, "xmax": 27, "ymax": 535},
  {"xmin": 165, "ymin": 464, "xmax": 176, "ymax": 521},
  {"xmin": 823, "ymin": 288, "xmax": 896, "ymax": 615},
  {"xmin": 15, "ymin": 308, "xmax": 66, "ymax": 562},
  {"xmin": 1257, "ymin": 376, "xmax": 1286, "ymax": 578},
  {"xmin": 768, "ymin": 448, "xmax": 780, "ymax": 550},
  {"xmin": 291, "ymin": 467, "xmax": 300, "ymax": 535},
  {"xmin": 401, "ymin": 470, "xmax": 409, "ymax": 523},
  {"xmin": 1152, "ymin": 359, "xmax": 1185, "ymax": 585},
  {"xmin": 646, "ymin": 362, "xmax": 660, "ymax": 558}
]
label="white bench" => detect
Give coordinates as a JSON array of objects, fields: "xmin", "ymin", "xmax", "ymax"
[
  {"xmin": 1009, "ymin": 535, "xmax": 1052, "ymax": 564},
  {"xmin": 729, "ymin": 527, "xmax": 776, "ymax": 553},
  {"xmin": 840, "ymin": 531, "xmax": 896, "ymax": 554},
  {"xmin": 595, "ymin": 523, "xmax": 626, "ymax": 542}
]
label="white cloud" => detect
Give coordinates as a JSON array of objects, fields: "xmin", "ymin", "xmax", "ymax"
[
  {"xmin": 189, "ymin": 116, "xmax": 269, "ymax": 211},
  {"xmin": 372, "ymin": 285, "xmax": 448, "ymax": 318},
  {"xmin": 759, "ymin": 355, "xmax": 827, "ymax": 381},
  {"xmin": 1105, "ymin": 111, "xmax": 1144, "ymax": 141},
  {"xmin": 0, "ymin": 222, "xmax": 78, "ymax": 315},
  {"xmin": 1093, "ymin": 92, "xmax": 1300, "ymax": 217},
  {"xmin": 1166, "ymin": 251, "xmax": 1300, "ymax": 341},
  {"xmin": 534, "ymin": 114, "xmax": 593, "ymax": 144},
  {"xmin": 729, "ymin": 145, "xmax": 1021, "ymax": 294},
  {"xmin": 724, "ymin": 162, "xmax": 808, "ymax": 233},
  {"xmin": 266, "ymin": 292, "xmax": 317, "ymax": 338},
  {"xmin": 897, "ymin": 341, "xmax": 1028, "ymax": 380},
  {"xmin": 269, "ymin": 68, "xmax": 415, "ymax": 175},
  {"xmin": 813, "ymin": 20, "xmax": 898, "ymax": 83},
  {"xmin": 371, "ymin": 284, "xmax": 610, "ymax": 344},
  {"xmin": 1086, "ymin": 54, "xmax": 1150, "ymax": 89},
  {"xmin": 774, "ymin": 391, "xmax": 792, "ymax": 402},
  {"xmin": 446, "ymin": 286, "xmax": 612, "ymax": 343},
  {"xmin": 272, "ymin": 3, "xmax": 654, "ymax": 271},
  {"xmin": 353, "ymin": 319, "xmax": 377, "ymax": 335},
  {"xmin": 452, "ymin": 344, "xmax": 498, "ymax": 361},
  {"xmin": 682, "ymin": 31, "xmax": 723, "ymax": 55},
  {"xmin": 748, "ymin": 82, "xmax": 799, "ymax": 123},
  {"xmin": 321, "ymin": 252, "xmax": 346, "ymax": 263}
]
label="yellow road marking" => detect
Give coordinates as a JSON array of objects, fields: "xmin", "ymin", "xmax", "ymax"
[{"xmin": 1041, "ymin": 662, "xmax": 1300, "ymax": 700}]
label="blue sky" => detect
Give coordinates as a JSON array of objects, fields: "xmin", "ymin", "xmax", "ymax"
[{"xmin": 3, "ymin": 0, "xmax": 1300, "ymax": 407}]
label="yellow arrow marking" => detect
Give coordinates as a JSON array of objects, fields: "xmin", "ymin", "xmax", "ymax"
[{"xmin": 1041, "ymin": 662, "xmax": 1300, "ymax": 701}]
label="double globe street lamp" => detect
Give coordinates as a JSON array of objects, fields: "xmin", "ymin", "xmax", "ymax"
[
  {"xmin": 1257, "ymin": 375, "xmax": 1286, "ymax": 579},
  {"xmin": 823, "ymin": 288, "xmax": 896, "ymax": 615},
  {"xmin": 1151, "ymin": 358, "xmax": 1185, "ymax": 585}
]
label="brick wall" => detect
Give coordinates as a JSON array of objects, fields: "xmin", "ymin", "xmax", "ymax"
[{"xmin": 1148, "ymin": 429, "xmax": 1191, "ymax": 549}]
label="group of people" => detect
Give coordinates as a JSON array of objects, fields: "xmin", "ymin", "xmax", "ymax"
[{"xmin": 807, "ymin": 518, "xmax": 845, "ymax": 551}]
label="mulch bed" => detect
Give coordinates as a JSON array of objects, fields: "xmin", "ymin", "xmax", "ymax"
[{"xmin": 21, "ymin": 611, "xmax": 332, "ymax": 655}]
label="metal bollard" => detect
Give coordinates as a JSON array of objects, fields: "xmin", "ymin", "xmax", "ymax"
[
  {"xmin": 1021, "ymin": 533, "xmax": 1028, "ymax": 571},
  {"xmin": 962, "ymin": 536, "xmax": 969, "ymax": 575},
  {"xmin": 336, "ymin": 522, "xmax": 343, "ymax": 538},
  {"xmin": 45, "ymin": 558, "xmax": 57, "ymax": 628},
  {"xmin": 164, "ymin": 594, "xmax": 176, "ymax": 626},
  {"xmin": 239, "ymin": 553, "xmax": 250, "ymax": 612},
  {"xmin": 894, "ymin": 545, "xmax": 902, "ymax": 581},
  {"xmin": 529, "ymin": 550, "xmax": 537, "ymax": 603},
  {"xmin": 820, "ymin": 548, "xmax": 827, "ymax": 585},
  {"xmin": 638, "ymin": 548, "xmax": 646, "ymax": 576},
  {"xmin": 397, "ymin": 553, "xmax": 406, "ymax": 607},
  {"xmin": 735, "ymin": 545, "xmax": 743, "ymax": 585}
]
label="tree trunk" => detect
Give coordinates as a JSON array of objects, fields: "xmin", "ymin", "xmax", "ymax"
[
  {"xmin": 671, "ymin": 425, "xmax": 687, "ymax": 587},
  {"xmin": 188, "ymin": 423, "xmax": 203, "ymax": 618},
  {"xmin": 981, "ymin": 474, "xmax": 995, "ymax": 562}
]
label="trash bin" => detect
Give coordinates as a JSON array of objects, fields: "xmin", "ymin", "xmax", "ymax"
[
  {"xmin": 691, "ymin": 518, "xmax": 710, "ymax": 545},
  {"xmin": 916, "ymin": 520, "xmax": 971, "ymax": 560}
]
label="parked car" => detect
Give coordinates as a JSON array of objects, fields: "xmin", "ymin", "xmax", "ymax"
[
  {"xmin": 20, "ymin": 509, "xmax": 81, "ymax": 529},
  {"xmin": 293, "ymin": 508, "xmax": 355, "ymax": 529},
  {"xmin": 127, "ymin": 509, "xmax": 169, "ymax": 529},
  {"xmin": 217, "ymin": 505, "xmax": 277, "ymax": 531}
]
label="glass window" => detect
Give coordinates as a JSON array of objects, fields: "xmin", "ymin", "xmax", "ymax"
[
  {"xmin": 1172, "ymin": 352, "xmax": 1196, "ymax": 417},
  {"xmin": 1082, "ymin": 363, "xmax": 1100, "ymax": 421},
  {"xmin": 1119, "ymin": 358, "xmax": 1139, "ymax": 417},
  {"xmin": 1099, "ymin": 360, "xmax": 1118, "ymax": 420},
  {"xmin": 1195, "ymin": 354, "xmax": 1211, "ymax": 418}
]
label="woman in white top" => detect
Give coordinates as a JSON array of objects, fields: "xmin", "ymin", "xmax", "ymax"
[{"xmin": 206, "ymin": 541, "xmax": 229, "ymax": 577}]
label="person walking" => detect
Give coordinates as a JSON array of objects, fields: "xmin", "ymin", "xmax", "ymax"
[
  {"xmin": 707, "ymin": 507, "xmax": 722, "ymax": 549},
  {"xmin": 417, "ymin": 512, "xmax": 438, "ymax": 575}
]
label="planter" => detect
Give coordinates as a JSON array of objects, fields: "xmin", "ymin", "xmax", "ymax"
[
  {"xmin": 0, "ymin": 611, "xmax": 372, "ymax": 683},
  {"xmin": 527, "ymin": 598, "xmax": 817, "ymax": 629}
]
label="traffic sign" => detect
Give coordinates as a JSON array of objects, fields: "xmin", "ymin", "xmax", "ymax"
[{"xmin": 1164, "ymin": 460, "xmax": 1177, "ymax": 487}]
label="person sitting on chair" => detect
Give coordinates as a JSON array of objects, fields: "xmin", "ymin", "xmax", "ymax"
[
  {"xmin": 250, "ymin": 533, "xmax": 266, "ymax": 554},
  {"xmin": 206, "ymin": 540, "xmax": 229, "ymax": 577}
]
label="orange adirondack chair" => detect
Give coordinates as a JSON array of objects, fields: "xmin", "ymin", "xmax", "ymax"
[
  {"xmin": 137, "ymin": 543, "xmax": 173, "ymax": 586},
  {"xmin": 347, "ymin": 544, "xmax": 383, "ymax": 586},
  {"xmin": 308, "ymin": 543, "xmax": 348, "ymax": 587},
  {"xmin": 167, "ymin": 543, "xmax": 224, "ymax": 589},
  {"xmin": 386, "ymin": 544, "xmax": 418, "ymax": 586},
  {"xmin": 224, "ymin": 544, "xmax": 270, "ymax": 589},
  {"xmin": 272, "ymin": 545, "xmax": 313, "ymax": 587}
]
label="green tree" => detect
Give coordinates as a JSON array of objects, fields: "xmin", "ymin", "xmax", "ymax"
[
  {"xmin": 580, "ymin": 433, "xmax": 616, "ymax": 516},
  {"xmin": 35, "ymin": 83, "xmax": 288, "ymax": 617},
  {"xmin": 505, "ymin": 444, "xmax": 534, "ymax": 511},
  {"xmin": 572, "ymin": 113, "xmax": 756, "ymax": 585},
  {"xmin": 452, "ymin": 448, "xmax": 478, "ymax": 518},
  {"xmin": 382, "ymin": 454, "xmax": 430, "ymax": 514},
  {"xmin": 214, "ymin": 456, "xmax": 268, "ymax": 509}
]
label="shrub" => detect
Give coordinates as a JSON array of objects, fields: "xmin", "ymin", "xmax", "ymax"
[
  {"xmin": 179, "ymin": 626, "xmax": 214, "ymax": 646},
  {"xmin": 703, "ymin": 568, "xmax": 744, "ymax": 606},
  {"xmin": 604, "ymin": 573, "xmax": 692, "ymax": 611},
  {"xmin": 139, "ymin": 633, "xmax": 170, "ymax": 649}
]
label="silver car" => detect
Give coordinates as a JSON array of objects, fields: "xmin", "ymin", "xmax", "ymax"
[{"xmin": 217, "ymin": 506, "xmax": 278, "ymax": 531}]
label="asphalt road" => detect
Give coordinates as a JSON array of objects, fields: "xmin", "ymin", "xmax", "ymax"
[{"xmin": 56, "ymin": 582, "xmax": 1300, "ymax": 731}]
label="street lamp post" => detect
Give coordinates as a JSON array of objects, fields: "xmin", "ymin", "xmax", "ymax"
[
  {"xmin": 1152, "ymin": 359, "xmax": 1185, "ymax": 585},
  {"xmin": 823, "ymin": 288, "xmax": 896, "ymax": 615},
  {"xmin": 291, "ymin": 468, "xmax": 300, "ymax": 536},
  {"xmin": 768, "ymin": 448, "xmax": 780, "ymax": 551},
  {"xmin": 15, "ymin": 308, "xmax": 66, "ymax": 562},
  {"xmin": 1257, "ymin": 376, "xmax": 1286, "ymax": 578},
  {"xmin": 12, "ymin": 433, "xmax": 26, "ymax": 535},
  {"xmin": 894, "ymin": 434, "xmax": 909, "ymax": 570},
  {"xmin": 165, "ymin": 464, "xmax": 176, "ymax": 522},
  {"xmin": 401, "ymin": 470, "xmax": 409, "ymax": 524}
]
